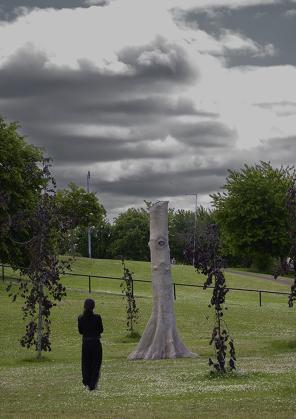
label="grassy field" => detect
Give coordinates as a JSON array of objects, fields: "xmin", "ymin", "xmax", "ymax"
[{"xmin": 1, "ymin": 258, "xmax": 296, "ymax": 418}]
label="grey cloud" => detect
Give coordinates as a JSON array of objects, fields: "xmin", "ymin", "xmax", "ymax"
[
  {"xmin": 257, "ymin": 135, "xmax": 296, "ymax": 164},
  {"xmin": 0, "ymin": 44, "xmax": 203, "ymax": 135},
  {"xmin": 93, "ymin": 97, "xmax": 203, "ymax": 117},
  {"xmin": 0, "ymin": 40, "xmax": 197, "ymax": 100},
  {"xmin": 0, "ymin": 38, "xmax": 237, "ymax": 215},
  {"xmin": 84, "ymin": 0, "xmax": 109, "ymax": 5},
  {"xmin": 254, "ymin": 100, "xmax": 296, "ymax": 109},
  {"xmin": 283, "ymin": 8, "xmax": 296, "ymax": 17},
  {"xmin": 21, "ymin": 131, "xmax": 178, "ymax": 164},
  {"xmin": 118, "ymin": 36, "xmax": 197, "ymax": 84},
  {"xmin": 96, "ymin": 166, "xmax": 229, "ymax": 198},
  {"xmin": 171, "ymin": 121, "xmax": 237, "ymax": 148},
  {"xmin": 174, "ymin": 2, "xmax": 296, "ymax": 67},
  {"xmin": 0, "ymin": 0, "xmax": 107, "ymax": 21},
  {"xmin": 254, "ymin": 101, "xmax": 296, "ymax": 116}
]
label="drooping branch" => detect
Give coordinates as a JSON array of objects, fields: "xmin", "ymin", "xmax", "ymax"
[
  {"xmin": 185, "ymin": 222, "xmax": 236, "ymax": 373},
  {"xmin": 121, "ymin": 259, "xmax": 140, "ymax": 337}
]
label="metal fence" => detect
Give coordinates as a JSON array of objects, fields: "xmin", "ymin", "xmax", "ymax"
[{"xmin": 1, "ymin": 263, "xmax": 291, "ymax": 307}]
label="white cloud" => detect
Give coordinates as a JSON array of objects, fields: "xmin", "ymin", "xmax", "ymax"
[
  {"xmin": 0, "ymin": 3, "xmax": 174, "ymax": 70},
  {"xmin": 0, "ymin": 0, "xmax": 279, "ymax": 71},
  {"xmin": 283, "ymin": 9, "xmax": 296, "ymax": 17},
  {"xmin": 218, "ymin": 30, "xmax": 276, "ymax": 57}
]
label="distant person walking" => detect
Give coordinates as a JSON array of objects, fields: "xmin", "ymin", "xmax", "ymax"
[{"xmin": 78, "ymin": 298, "xmax": 103, "ymax": 391}]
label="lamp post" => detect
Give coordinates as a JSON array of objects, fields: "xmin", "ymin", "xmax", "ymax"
[
  {"xmin": 87, "ymin": 171, "xmax": 92, "ymax": 259},
  {"xmin": 185, "ymin": 193, "xmax": 198, "ymax": 266}
]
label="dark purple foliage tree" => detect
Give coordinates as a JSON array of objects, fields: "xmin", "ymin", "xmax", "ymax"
[
  {"xmin": 185, "ymin": 222, "xmax": 236, "ymax": 373},
  {"xmin": 6, "ymin": 160, "xmax": 72, "ymax": 358},
  {"xmin": 120, "ymin": 259, "xmax": 139, "ymax": 337}
]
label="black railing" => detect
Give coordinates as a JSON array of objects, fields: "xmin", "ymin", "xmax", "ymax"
[{"xmin": 1, "ymin": 264, "xmax": 290, "ymax": 307}]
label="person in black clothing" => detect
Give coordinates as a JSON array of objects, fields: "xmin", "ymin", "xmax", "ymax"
[{"xmin": 78, "ymin": 298, "xmax": 103, "ymax": 391}]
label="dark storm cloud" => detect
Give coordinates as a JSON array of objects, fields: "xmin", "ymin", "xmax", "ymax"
[
  {"xmin": 0, "ymin": 0, "xmax": 107, "ymax": 21},
  {"xmin": 0, "ymin": 38, "xmax": 197, "ymax": 100},
  {"xmin": 0, "ymin": 41, "xmax": 202, "ymax": 131},
  {"xmin": 18, "ymin": 131, "xmax": 178, "ymax": 164},
  {"xmin": 0, "ymin": 42, "xmax": 201, "ymax": 143},
  {"xmin": 257, "ymin": 135, "xmax": 296, "ymax": 163},
  {"xmin": 170, "ymin": 121, "xmax": 237, "ymax": 148},
  {"xmin": 32, "ymin": 119, "xmax": 235, "ymax": 165},
  {"xmin": 0, "ymin": 35, "xmax": 235, "ymax": 211},
  {"xmin": 97, "ymin": 166, "xmax": 229, "ymax": 198},
  {"xmin": 0, "ymin": 43, "xmax": 215, "ymax": 158},
  {"xmin": 174, "ymin": 1, "xmax": 296, "ymax": 66}
]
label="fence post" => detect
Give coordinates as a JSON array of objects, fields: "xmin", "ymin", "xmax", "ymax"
[
  {"xmin": 88, "ymin": 275, "xmax": 91, "ymax": 294},
  {"xmin": 173, "ymin": 283, "xmax": 176, "ymax": 300},
  {"xmin": 2, "ymin": 264, "xmax": 4, "ymax": 282},
  {"xmin": 259, "ymin": 291, "xmax": 262, "ymax": 307}
]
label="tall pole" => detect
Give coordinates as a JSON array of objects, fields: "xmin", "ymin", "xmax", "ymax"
[
  {"xmin": 87, "ymin": 171, "xmax": 92, "ymax": 259},
  {"xmin": 185, "ymin": 193, "xmax": 198, "ymax": 267}
]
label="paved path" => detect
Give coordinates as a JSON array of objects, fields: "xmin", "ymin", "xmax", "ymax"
[{"xmin": 225, "ymin": 269, "xmax": 292, "ymax": 287}]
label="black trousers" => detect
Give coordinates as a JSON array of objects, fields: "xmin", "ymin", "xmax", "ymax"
[{"xmin": 81, "ymin": 339, "xmax": 102, "ymax": 390}]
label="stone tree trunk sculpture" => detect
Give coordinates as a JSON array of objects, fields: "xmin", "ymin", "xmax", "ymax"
[{"xmin": 129, "ymin": 201, "xmax": 195, "ymax": 360}]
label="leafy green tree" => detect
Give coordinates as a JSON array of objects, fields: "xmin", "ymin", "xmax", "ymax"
[
  {"xmin": 211, "ymin": 162, "xmax": 292, "ymax": 271},
  {"xmin": 0, "ymin": 116, "xmax": 44, "ymax": 267},
  {"xmin": 56, "ymin": 183, "xmax": 106, "ymax": 256},
  {"xmin": 70, "ymin": 220, "xmax": 112, "ymax": 259},
  {"xmin": 110, "ymin": 208, "xmax": 149, "ymax": 261},
  {"xmin": 169, "ymin": 207, "xmax": 214, "ymax": 263},
  {"xmin": 168, "ymin": 209, "xmax": 194, "ymax": 262},
  {"xmin": 56, "ymin": 183, "xmax": 106, "ymax": 228}
]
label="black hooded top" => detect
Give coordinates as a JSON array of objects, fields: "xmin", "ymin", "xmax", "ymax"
[{"xmin": 78, "ymin": 312, "xmax": 104, "ymax": 339}]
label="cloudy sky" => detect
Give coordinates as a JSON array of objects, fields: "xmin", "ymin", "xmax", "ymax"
[{"xmin": 1, "ymin": 0, "xmax": 296, "ymax": 219}]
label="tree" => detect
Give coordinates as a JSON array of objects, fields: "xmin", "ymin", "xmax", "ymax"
[
  {"xmin": 70, "ymin": 221, "xmax": 112, "ymax": 259},
  {"xmin": 56, "ymin": 182, "xmax": 106, "ymax": 228},
  {"xmin": 168, "ymin": 209, "xmax": 194, "ymax": 262},
  {"xmin": 120, "ymin": 260, "xmax": 140, "ymax": 337},
  {"xmin": 211, "ymin": 162, "xmax": 292, "ymax": 271},
  {"xmin": 0, "ymin": 116, "xmax": 44, "ymax": 267},
  {"xmin": 55, "ymin": 183, "xmax": 106, "ymax": 256},
  {"xmin": 185, "ymin": 223, "xmax": 236, "ymax": 373},
  {"xmin": 110, "ymin": 208, "xmax": 150, "ymax": 261},
  {"xmin": 6, "ymin": 161, "xmax": 70, "ymax": 358},
  {"xmin": 168, "ymin": 207, "xmax": 214, "ymax": 263},
  {"xmin": 274, "ymin": 170, "xmax": 296, "ymax": 307},
  {"xmin": 129, "ymin": 201, "xmax": 194, "ymax": 359}
]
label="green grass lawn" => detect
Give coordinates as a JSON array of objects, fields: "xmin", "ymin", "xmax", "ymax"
[{"xmin": 1, "ymin": 258, "xmax": 296, "ymax": 418}]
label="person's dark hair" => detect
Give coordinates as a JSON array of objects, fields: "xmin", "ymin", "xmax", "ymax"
[{"xmin": 83, "ymin": 298, "xmax": 95, "ymax": 315}]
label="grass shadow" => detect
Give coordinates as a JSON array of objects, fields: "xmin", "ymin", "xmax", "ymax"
[
  {"xmin": 116, "ymin": 332, "xmax": 141, "ymax": 344},
  {"xmin": 271, "ymin": 338, "xmax": 296, "ymax": 352},
  {"xmin": 20, "ymin": 355, "xmax": 53, "ymax": 364},
  {"xmin": 205, "ymin": 370, "xmax": 269, "ymax": 382}
]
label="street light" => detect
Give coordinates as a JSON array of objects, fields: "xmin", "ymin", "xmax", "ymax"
[
  {"xmin": 185, "ymin": 193, "xmax": 198, "ymax": 267},
  {"xmin": 87, "ymin": 171, "xmax": 92, "ymax": 259}
]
